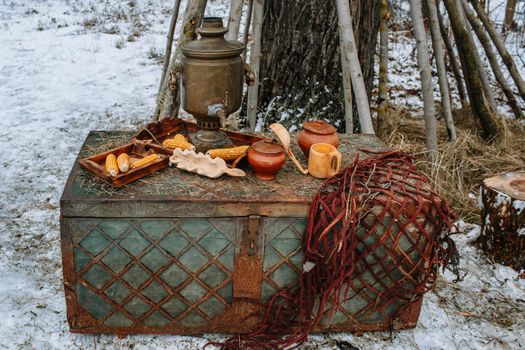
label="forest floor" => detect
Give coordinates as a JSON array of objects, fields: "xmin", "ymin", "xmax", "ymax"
[{"xmin": 0, "ymin": 1, "xmax": 524, "ymax": 349}]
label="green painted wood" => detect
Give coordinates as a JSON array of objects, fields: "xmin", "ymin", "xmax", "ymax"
[
  {"xmin": 260, "ymin": 215, "xmax": 427, "ymax": 327},
  {"xmin": 69, "ymin": 218, "xmax": 241, "ymax": 329}
]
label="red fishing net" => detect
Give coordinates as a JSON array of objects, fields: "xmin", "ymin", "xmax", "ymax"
[{"xmin": 210, "ymin": 150, "xmax": 456, "ymax": 350}]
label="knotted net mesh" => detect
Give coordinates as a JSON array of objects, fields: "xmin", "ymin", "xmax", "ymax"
[{"xmin": 211, "ymin": 150, "xmax": 456, "ymax": 350}]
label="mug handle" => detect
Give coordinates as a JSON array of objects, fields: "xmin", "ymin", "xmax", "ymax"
[{"xmin": 330, "ymin": 151, "xmax": 342, "ymax": 175}]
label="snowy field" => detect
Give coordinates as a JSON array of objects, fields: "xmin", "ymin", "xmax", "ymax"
[{"xmin": 0, "ymin": 1, "xmax": 524, "ymax": 349}]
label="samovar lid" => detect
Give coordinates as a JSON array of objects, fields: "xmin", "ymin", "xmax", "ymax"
[{"xmin": 181, "ymin": 17, "xmax": 245, "ymax": 59}]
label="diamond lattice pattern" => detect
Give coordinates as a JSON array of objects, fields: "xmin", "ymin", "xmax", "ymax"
[
  {"xmin": 261, "ymin": 219, "xmax": 305, "ymax": 302},
  {"xmin": 73, "ymin": 219, "xmax": 237, "ymax": 329}
]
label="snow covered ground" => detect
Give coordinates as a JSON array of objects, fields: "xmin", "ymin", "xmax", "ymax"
[{"xmin": 0, "ymin": 1, "xmax": 524, "ymax": 349}]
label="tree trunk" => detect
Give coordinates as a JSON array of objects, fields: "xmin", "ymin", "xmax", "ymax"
[
  {"xmin": 336, "ymin": 0, "xmax": 374, "ymax": 134},
  {"xmin": 410, "ymin": 0, "xmax": 438, "ymax": 157},
  {"xmin": 479, "ymin": 172, "xmax": 525, "ymax": 270},
  {"xmin": 456, "ymin": 0, "xmax": 497, "ymax": 112},
  {"xmin": 155, "ymin": 0, "xmax": 208, "ymax": 120},
  {"xmin": 469, "ymin": 0, "xmax": 525, "ymax": 103},
  {"xmin": 443, "ymin": 0, "xmax": 501, "ymax": 140},
  {"xmin": 157, "ymin": 0, "xmax": 182, "ymax": 99},
  {"xmin": 339, "ymin": 23, "xmax": 353, "ymax": 134},
  {"xmin": 437, "ymin": 4, "xmax": 468, "ymax": 111},
  {"xmin": 504, "ymin": 0, "xmax": 518, "ymax": 33},
  {"xmin": 226, "ymin": 0, "xmax": 244, "ymax": 41},
  {"xmin": 426, "ymin": 0, "xmax": 457, "ymax": 141},
  {"xmin": 257, "ymin": 0, "xmax": 380, "ymax": 133},
  {"xmin": 246, "ymin": 0, "xmax": 264, "ymax": 131},
  {"xmin": 376, "ymin": 0, "xmax": 389, "ymax": 139},
  {"xmin": 463, "ymin": 0, "xmax": 523, "ymax": 119},
  {"xmin": 242, "ymin": 0, "xmax": 254, "ymax": 62}
]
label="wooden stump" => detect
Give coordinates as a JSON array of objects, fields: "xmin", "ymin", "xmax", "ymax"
[{"xmin": 479, "ymin": 172, "xmax": 525, "ymax": 270}]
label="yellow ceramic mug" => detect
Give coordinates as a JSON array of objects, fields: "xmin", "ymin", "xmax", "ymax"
[{"xmin": 308, "ymin": 143, "xmax": 342, "ymax": 179}]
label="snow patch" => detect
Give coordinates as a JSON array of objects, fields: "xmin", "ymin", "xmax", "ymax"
[{"xmin": 512, "ymin": 199, "xmax": 525, "ymax": 215}]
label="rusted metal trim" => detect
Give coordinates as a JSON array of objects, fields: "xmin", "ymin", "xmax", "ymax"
[
  {"xmin": 60, "ymin": 218, "xmax": 81, "ymax": 329},
  {"xmin": 246, "ymin": 215, "xmax": 260, "ymax": 256},
  {"xmin": 61, "ymin": 201, "xmax": 309, "ymax": 218}
]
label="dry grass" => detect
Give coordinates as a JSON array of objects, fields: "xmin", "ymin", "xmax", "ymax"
[{"xmin": 381, "ymin": 105, "xmax": 525, "ymax": 223}]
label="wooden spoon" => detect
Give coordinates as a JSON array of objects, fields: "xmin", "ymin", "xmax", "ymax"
[{"xmin": 269, "ymin": 123, "xmax": 308, "ymax": 175}]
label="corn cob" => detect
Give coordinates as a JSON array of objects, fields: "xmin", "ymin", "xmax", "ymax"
[
  {"xmin": 206, "ymin": 145, "xmax": 249, "ymax": 161},
  {"xmin": 131, "ymin": 154, "xmax": 159, "ymax": 169},
  {"xmin": 162, "ymin": 134, "xmax": 195, "ymax": 150},
  {"xmin": 105, "ymin": 154, "xmax": 118, "ymax": 177},
  {"xmin": 117, "ymin": 153, "xmax": 130, "ymax": 173}
]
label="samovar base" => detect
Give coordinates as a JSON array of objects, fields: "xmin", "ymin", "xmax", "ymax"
[{"xmin": 189, "ymin": 129, "xmax": 234, "ymax": 153}]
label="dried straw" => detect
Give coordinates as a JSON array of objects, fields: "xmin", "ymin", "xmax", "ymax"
[{"xmin": 382, "ymin": 106, "xmax": 525, "ymax": 222}]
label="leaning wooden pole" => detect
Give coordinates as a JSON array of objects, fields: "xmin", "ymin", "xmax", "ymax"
[
  {"xmin": 336, "ymin": 0, "xmax": 375, "ymax": 135},
  {"xmin": 226, "ymin": 0, "xmax": 244, "ymax": 40},
  {"xmin": 339, "ymin": 19, "xmax": 354, "ymax": 134},
  {"xmin": 409, "ymin": 0, "xmax": 438, "ymax": 157},
  {"xmin": 242, "ymin": 0, "xmax": 254, "ymax": 63},
  {"xmin": 376, "ymin": 0, "xmax": 389, "ymax": 138},
  {"xmin": 443, "ymin": 0, "xmax": 501, "ymax": 140},
  {"xmin": 246, "ymin": 0, "xmax": 264, "ymax": 131},
  {"xmin": 157, "ymin": 0, "xmax": 182, "ymax": 99},
  {"xmin": 469, "ymin": 0, "xmax": 525, "ymax": 103},
  {"xmin": 503, "ymin": 0, "xmax": 518, "ymax": 33},
  {"xmin": 437, "ymin": 3, "xmax": 468, "ymax": 111},
  {"xmin": 154, "ymin": 0, "xmax": 208, "ymax": 121},
  {"xmin": 463, "ymin": 0, "xmax": 523, "ymax": 119},
  {"xmin": 426, "ymin": 0, "xmax": 457, "ymax": 141},
  {"xmin": 455, "ymin": 0, "xmax": 497, "ymax": 112}
]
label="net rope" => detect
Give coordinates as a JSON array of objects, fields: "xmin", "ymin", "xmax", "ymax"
[{"xmin": 208, "ymin": 150, "xmax": 456, "ymax": 350}]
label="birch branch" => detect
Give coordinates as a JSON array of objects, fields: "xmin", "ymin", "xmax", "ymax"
[
  {"xmin": 443, "ymin": 0, "xmax": 501, "ymax": 140},
  {"xmin": 455, "ymin": 0, "xmax": 497, "ymax": 112},
  {"xmin": 154, "ymin": 0, "xmax": 208, "ymax": 121},
  {"xmin": 246, "ymin": 0, "xmax": 264, "ymax": 131},
  {"xmin": 437, "ymin": 2, "xmax": 468, "ymax": 110},
  {"xmin": 226, "ymin": 0, "xmax": 244, "ymax": 41},
  {"xmin": 336, "ymin": 0, "xmax": 374, "ymax": 135},
  {"xmin": 157, "ymin": 0, "xmax": 182, "ymax": 100},
  {"xmin": 426, "ymin": 0, "xmax": 457, "ymax": 141},
  {"xmin": 409, "ymin": 0, "xmax": 438, "ymax": 157},
  {"xmin": 463, "ymin": 0, "xmax": 523, "ymax": 119},
  {"xmin": 242, "ymin": 0, "xmax": 254, "ymax": 63},
  {"xmin": 339, "ymin": 18, "xmax": 353, "ymax": 134},
  {"xmin": 376, "ymin": 0, "xmax": 389, "ymax": 138},
  {"xmin": 469, "ymin": 0, "xmax": 525, "ymax": 103}
]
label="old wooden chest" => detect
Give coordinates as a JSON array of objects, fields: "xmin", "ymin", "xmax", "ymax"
[{"xmin": 60, "ymin": 131, "xmax": 423, "ymax": 335}]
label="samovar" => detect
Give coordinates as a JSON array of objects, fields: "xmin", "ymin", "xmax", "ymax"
[{"xmin": 175, "ymin": 17, "xmax": 254, "ymax": 151}]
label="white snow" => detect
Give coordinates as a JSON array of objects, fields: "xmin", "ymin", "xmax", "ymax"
[
  {"xmin": 1, "ymin": 1, "xmax": 524, "ymax": 350},
  {"xmin": 512, "ymin": 200, "xmax": 525, "ymax": 215}
]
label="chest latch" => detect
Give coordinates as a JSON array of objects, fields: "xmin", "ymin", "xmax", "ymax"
[{"xmin": 246, "ymin": 215, "xmax": 260, "ymax": 256}]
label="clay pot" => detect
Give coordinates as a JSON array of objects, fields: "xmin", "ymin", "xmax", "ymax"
[
  {"xmin": 247, "ymin": 139, "xmax": 286, "ymax": 180},
  {"xmin": 298, "ymin": 120, "xmax": 339, "ymax": 157}
]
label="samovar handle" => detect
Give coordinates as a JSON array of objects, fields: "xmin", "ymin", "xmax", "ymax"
[
  {"xmin": 169, "ymin": 60, "xmax": 183, "ymax": 92},
  {"xmin": 244, "ymin": 63, "xmax": 256, "ymax": 86}
]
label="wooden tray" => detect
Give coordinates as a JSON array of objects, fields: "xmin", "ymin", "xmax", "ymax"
[
  {"xmin": 133, "ymin": 117, "xmax": 264, "ymax": 154},
  {"xmin": 78, "ymin": 141, "xmax": 172, "ymax": 187}
]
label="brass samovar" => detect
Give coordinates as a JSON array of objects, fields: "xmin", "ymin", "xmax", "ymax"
[{"xmin": 175, "ymin": 17, "xmax": 254, "ymax": 151}]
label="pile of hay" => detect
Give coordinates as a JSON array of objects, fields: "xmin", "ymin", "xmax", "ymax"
[{"xmin": 380, "ymin": 106, "xmax": 525, "ymax": 222}]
